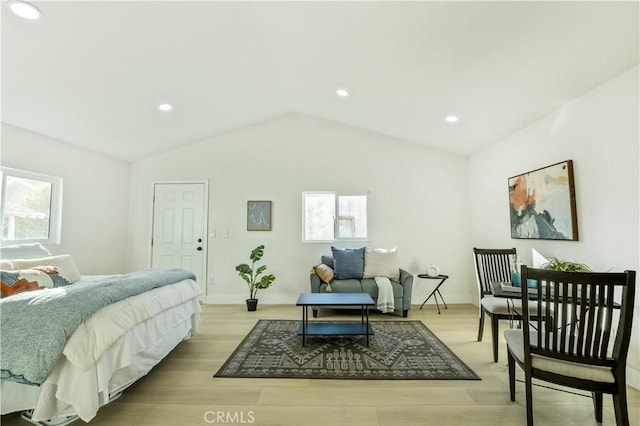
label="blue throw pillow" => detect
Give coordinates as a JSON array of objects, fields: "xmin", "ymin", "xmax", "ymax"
[{"xmin": 331, "ymin": 247, "xmax": 365, "ymax": 279}]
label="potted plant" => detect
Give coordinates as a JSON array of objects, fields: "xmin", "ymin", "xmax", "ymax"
[
  {"xmin": 543, "ymin": 256, "xmax": 591, "ymax": 272},
  {"xmin": 235, "ymin": 245, "xmax": 276, "ymax": 311}
]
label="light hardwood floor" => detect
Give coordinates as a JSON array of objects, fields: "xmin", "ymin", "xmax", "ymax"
[{"xmin": 3, "ymin": 303, "xmax": 639, "ymax": 425}]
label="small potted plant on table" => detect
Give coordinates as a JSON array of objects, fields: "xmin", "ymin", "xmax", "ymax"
[
  {"xmin": 235, "ymin": 244, "xmax": 276, "ymax": 311},
  {"xmin": 543, "ymin": 256, "xmax": 591, "ymax": 272}
]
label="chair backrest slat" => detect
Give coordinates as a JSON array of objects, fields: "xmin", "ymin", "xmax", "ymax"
[
  {"xmin": 559, "ymin": 281, "xmax": 569, "ymax": 353},
  {"xmin": 585, "ymin": 283, "xmax": 597, "ymax": 356},
  {"xmin": 521, "ymin": 267, "xmax": 635, "ymax": 367},
  {"xmin": 577, "ymin": 284, "xmax": 588, "ymax": 356},
  {"xmin": 567, "ymin": 283, "xmax": 579, "ymax": 355},
  {"xmin": 600, "ymin": 285, "xmax": 615, "ymax": 358},
  {"xmin": 592, "ymin": 289, "xmax": 606, "ymax": 357}
]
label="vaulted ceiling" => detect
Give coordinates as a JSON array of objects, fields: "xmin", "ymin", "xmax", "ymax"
[{"xmin": 2, "ymin": 1, "xmax": 638, "ymax": 162}]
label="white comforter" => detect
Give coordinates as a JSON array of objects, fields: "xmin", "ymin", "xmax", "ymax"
[
  {"xmin": 1, "ymin": 276, "xmax": 201, "ymax": 422},
  {"xmin": 65, "ymin": 276, "xmax": 200, "ymax": 370}
]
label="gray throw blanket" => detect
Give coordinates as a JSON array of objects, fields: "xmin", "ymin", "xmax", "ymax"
[
  {"xmin": 0, "ymin": 268, "xmax": 196, "ymax": 386},
  {"xmin": 374, "ymin": 276, "xmax": 394, "ymax": 313}
]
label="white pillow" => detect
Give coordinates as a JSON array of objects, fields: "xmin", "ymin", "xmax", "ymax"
[
  {"xmin": 0, "ymin": 259, "xmax": 13, "ymax": 270},
  {"xmin": 0, "ymin": 243, "xmax": 51, "ymax": 260},
  {"xmin": 10, "ymin": 255, "xmax": 81, "ymax": 283},
  {"xmin": 363, "ymin": 247, "xmax": 400, "ymax": 281}
]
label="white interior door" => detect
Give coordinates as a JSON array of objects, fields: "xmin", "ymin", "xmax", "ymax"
[{"xmin": 151, "ymin": 182, "xmax": 207, "ymax": 301}]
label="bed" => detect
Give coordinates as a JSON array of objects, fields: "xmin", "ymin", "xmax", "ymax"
[{"xmin": 0, "ymin": 244, "xmax": 202, "ymax": 425}]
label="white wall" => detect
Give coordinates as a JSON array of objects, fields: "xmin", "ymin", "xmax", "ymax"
[
  {"xmin": 469, "ymin": 66, "xmax": 640, "ymax": 388},
  {"xmin": 1, "ymin": 123, "xmax": 131, "ymax": 274},
  {"xmin": 128, "ymin": 113, "xmax": 471, "ymax": 306}
]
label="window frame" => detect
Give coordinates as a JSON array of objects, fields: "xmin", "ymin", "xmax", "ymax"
[
  {"xmin": 0, "ymin": 167, "xmax": 63, "ymax": 245},
  {"xmin": 302, "ymin": 191, "xmax": 368, "ymax": 243}
]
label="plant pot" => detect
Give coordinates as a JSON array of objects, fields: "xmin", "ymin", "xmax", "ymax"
[{"xmin": 246, "ymin": 298, "xmax": 258, "ymax": 311}]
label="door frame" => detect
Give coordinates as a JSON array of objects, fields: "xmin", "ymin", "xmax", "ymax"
[{"xmin": 149, "ymin": 179, "xmax": 209, "ymax": 302}]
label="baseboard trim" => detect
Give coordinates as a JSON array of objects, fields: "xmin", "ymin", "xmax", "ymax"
[{"xmin": 204, "ymin": 295, "xmax": 473, "ymax": 305}]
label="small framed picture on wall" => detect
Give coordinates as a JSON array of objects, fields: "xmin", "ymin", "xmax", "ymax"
[{"xmin": 247, "ymin": 200, "xmax": 272, "ymax": 231}]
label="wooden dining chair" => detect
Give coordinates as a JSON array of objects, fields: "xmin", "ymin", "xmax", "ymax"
[
  {"xmin": 473, "ymin": 247, "xmax": 540, "ymax": 362},
  {"xmin": 505, "ymin": 266, "xmax": 636, "ymax": 426}
]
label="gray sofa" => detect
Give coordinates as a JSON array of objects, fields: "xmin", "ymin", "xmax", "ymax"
[{"xmin": 309, "ymin": 254, "xmax": 414, "ymax": 317}]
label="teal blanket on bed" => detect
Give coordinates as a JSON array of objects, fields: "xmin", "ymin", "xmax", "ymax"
[{"xmin": 0, "ymin": 268, "xmax": 196, "ymax": 386}]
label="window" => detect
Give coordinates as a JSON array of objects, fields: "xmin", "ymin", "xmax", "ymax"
[
  {"xmin": 303, "ymin": 192, "xmax": 367, "ymax": 242},
  {"xmin": 0, "ymin": 167, "xmax": 63, "ymax": 244}
]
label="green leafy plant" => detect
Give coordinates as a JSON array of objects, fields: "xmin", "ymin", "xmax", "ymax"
[
  {"xmin": 543, "ymin": 256, "xmax": 591, "ymax": 272},
  {"xmin": 235, "ymin": 245, "xmax": 276, "ymax": 299}
]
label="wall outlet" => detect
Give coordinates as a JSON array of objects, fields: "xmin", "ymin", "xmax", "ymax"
[{"xmin": 208, "ymin": 275, "xmax": 215, "ymax": 284}]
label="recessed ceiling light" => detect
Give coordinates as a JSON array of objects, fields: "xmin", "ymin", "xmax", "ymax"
[
  {"xmin": 158, "ymin": 103, "xmax": 173, "ymax": 112},
  {"xmin": 9, "ymin": 1, "xmax": 41, "ymax": 20},
  {"xmin": 445, "ymin": 115, "xmax": 459, "ymax": 123},
  {"xmin": 336, "ymin": 88, "xmax": 349, "ymax": 97}
]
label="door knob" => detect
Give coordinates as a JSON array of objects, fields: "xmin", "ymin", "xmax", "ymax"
[
  {"xmin": 197, "ymin": 247, "xmax": 202, "ymax": 251},
  {"xmin": 198, "ymin": 238, "xmax": 202, "ymax": 243}
]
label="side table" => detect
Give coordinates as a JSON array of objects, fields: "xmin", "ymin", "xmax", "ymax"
[{"xmin": 417, "ymin": 274, "xmax": 449, "ymax": 314}]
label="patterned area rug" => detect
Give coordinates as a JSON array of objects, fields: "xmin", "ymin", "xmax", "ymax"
[{"xmin": 214, "ymin": 320, "xmax": 480, "ymax": 380}]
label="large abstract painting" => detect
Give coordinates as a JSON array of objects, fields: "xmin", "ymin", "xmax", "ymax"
[{"xmin": 508, "ymin": 160, "xmax": 578, "ymax": 240}]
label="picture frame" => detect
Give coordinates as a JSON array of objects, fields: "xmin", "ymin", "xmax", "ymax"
[
  {"xmin": 508, "ymin": 160, "xmax": 578, "ymax": 241},
  {"xmin": 247, "ymin": 200, "xmax": 272, "ymax": 231}
]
